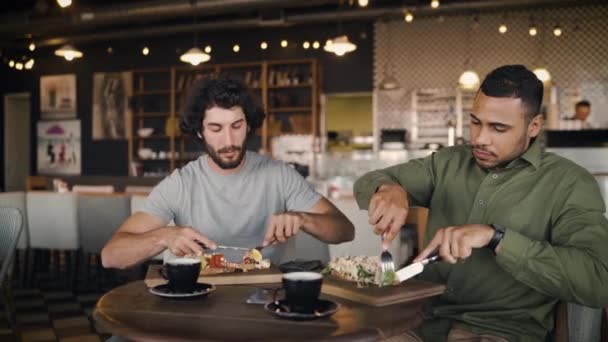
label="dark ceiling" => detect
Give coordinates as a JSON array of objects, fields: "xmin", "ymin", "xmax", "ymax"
[{"xmin": 0, "ymin": 0, "xmax": 599, "ymax": 49}]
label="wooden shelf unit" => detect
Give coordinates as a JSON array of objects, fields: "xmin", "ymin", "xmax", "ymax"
[{"xmin": 128, "ymin": 59, "xmax": 319, "ymax": 177}]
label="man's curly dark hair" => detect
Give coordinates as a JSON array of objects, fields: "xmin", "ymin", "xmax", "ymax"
[{"xmin": 180, "ymin": 76, "xmax": 265, "ymax": 138}]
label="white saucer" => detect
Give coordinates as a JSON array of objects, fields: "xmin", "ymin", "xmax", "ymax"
[{"xmin": 149, "ymin": 283, "xmax": 216, "ymax": 298}]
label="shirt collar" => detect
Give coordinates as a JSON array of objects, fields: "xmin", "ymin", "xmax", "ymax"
[{"xmin": 510, "ymin": 137, "xmax": 542, "ymax": 170}]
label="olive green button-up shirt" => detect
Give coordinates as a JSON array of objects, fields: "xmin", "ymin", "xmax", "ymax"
[{"xmin": 354, "ymin": 139, "xmax": 608, "ymax": 342}]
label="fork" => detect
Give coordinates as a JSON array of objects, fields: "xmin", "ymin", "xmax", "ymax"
[{"xmin": 380, "ymin": 234, "xmax": 395, "ymax": 274}]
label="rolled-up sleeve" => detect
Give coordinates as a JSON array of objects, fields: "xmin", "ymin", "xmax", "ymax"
[{"xmin": 354, "ymin": 153, "xmax": 437, "ymax": 210}]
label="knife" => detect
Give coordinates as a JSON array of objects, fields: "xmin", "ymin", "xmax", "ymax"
[{"xmin": 395, "ymin": 253, "xmax": 442, "ymax": 283}]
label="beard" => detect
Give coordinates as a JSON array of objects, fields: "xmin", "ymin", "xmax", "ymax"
[
  {"xmin": 471, "ymin": 135, "xmax": 529, "ymax": 170},
  {"xmin": 205, "ymin": 142, "xmax": 246, "ymax": 170}
]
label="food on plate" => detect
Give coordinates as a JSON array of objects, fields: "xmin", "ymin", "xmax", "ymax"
[
  {"xmin": 200, "ymin": 248, "xmax": 271, "ymax": 273},
  {"xmin": 323, "ymin": 256, "xmax": 397, "ymax": 287}
]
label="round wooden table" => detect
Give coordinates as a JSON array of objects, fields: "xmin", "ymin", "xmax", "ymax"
[{"xmin": 93, "ymin": 281, "xmax": 432, "ymax": 341}]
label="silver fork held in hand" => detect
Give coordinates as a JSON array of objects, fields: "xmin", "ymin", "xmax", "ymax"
[{"xmin": 380, "ymin": 234, "xmax": 395, "ymax": 273}]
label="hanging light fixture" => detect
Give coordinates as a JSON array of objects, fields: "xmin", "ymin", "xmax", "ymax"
[
  {"xmin": 180, "ymin": 0, "xmax": 210, "ymax": 66},
  {"xmin": 56, "ymin": 0, "xmax": 72, "ymax": 8},
  {"xmin": 180, "ymin": 47, "xmax": 210, "ymax": 66},
  {"xmin": 54, "ymin": 44, "xmax": 83, "ymax": 61},
  {"xmin": 324, "ymin": 35, "xmax": 357, "ymax": 56},
  {"xmin": 378, "ymin": 23, "xmax": 404, "ymax": 101},
  {"xmin": 533, "ymin": 22, "xmax": 551, "ymax": 84},
  {"xmin": 459, "ymin": 68, "xmax": 480, "ymax": 89},
  {"xmin": 459, "ymin": 17, "xmax": 480, "ymax": 89}
]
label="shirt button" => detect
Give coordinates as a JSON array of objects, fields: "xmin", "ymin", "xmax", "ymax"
[
  {"xmin": 492, "ymin": 174, "xmax": 499, "ymax": 179},
  {"xmin": 479, "ymin": 199, "xmax": 484, "ymax": 205}
]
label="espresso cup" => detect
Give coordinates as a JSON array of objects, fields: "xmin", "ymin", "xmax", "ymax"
[
  {"xmin": 274, "ymin": 272, "xmax": 323, "ymax": 313},
  {"xmin": 159, "ymin": 257, "xmax": 201, "ymax": 293}
]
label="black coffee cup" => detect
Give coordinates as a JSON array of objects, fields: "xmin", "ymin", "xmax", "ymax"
[
  {"xmin": 274, "ymin": 272, "xmax": 323, "ymax": 313},
  {"xmin": 159, "ymin": 257, "xmax": 201, "ymax": 293}
]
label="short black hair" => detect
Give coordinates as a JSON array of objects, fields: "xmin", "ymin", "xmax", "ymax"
[
  {"xmin": 479, "ymin": 64, "xmax": 543, "ymax": 121},
  {"xmin": 180, "ymin": 76, "xmax": 265, "ymax": 137},
  {"xmin": 575, "ymin": 100, "xmax": 591, "ymax": 108}
]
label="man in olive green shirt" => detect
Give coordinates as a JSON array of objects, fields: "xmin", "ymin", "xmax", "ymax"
[{"xmin": 354, "ymin": 65, "xmax": 608, "ymax": 341}]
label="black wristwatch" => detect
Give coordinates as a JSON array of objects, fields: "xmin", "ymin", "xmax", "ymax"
[{"xmin": 487, "ymin": 224, "xmax": 506, "ymax": 255}]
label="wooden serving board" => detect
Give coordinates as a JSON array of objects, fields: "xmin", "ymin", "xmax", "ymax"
[
  {"xmin": 144, "ymin": 264, "xmax": 282, "ymax": 287},
  {"xmin": 321, "ymin": 276, "xmax": 445, "ymax": 307}
]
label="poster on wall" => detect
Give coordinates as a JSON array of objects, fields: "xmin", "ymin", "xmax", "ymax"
[
  {"xmin": 37, "ymin": 120, "xmax": 81, "ymax": 175},
  {"xmin": 92, "ymin": 72, "xmax": 133, "ymax": 140},
  {"xmin": 40, "ymin": 74, "xmax": 77, "ymax": 119}
]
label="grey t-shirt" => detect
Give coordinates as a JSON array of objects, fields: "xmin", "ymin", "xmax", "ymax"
[{"xmin": 142, "ymin": 151, "xmax": 321, "ymax": 263}]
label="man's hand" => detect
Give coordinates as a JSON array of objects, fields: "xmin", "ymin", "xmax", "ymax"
[
  {"xmin": 368, "ymin": 184, "xmax": 409, "ymax": 249},
  {"xmin": 413, "ymin": 224, "xmax": 495, "ymax": 264},
  {"xmin": 263, "ymin": 212, "xmax": 305, "ymax": 246},
  {"xmin": 162, "ymin": 227, "xmax": 217, "ymax": 257}
]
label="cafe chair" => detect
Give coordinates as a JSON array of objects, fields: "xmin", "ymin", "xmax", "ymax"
[
  {"xmin": 0, "ymin": 192, "xmax": 30, "ymax": 287},
  {"xmin": 0, "ymin": 207, "xmax": 24, "ymax": 330},
  {"xmin": 78, "ymin": 194, "xmax": 130, "ymax": 290},
  {"xmin": 26, "ymin": 192, "xmax": 80, "ymax": 289}
]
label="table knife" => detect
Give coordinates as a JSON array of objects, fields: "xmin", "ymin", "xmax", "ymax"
[{"xmin": 395, "ymin": 253, "xmax": 441, "ymax": 283}]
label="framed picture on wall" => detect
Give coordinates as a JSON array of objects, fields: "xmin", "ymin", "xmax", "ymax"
[
  {"xmin": 37, "ymin": 120, "xmax": 81, "ymax": 175},
  {"xmin": 92, "ymin": 72, "xmax": 133, "ymax": 140},
  {"xmin": 40, "ymin": 74, "xmax": 77, "ymax": 119}
]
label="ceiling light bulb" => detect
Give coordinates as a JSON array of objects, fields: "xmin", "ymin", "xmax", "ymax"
[
  {"xmin": 358, "ymin": 0, "xmax": 369, "ymax": 7},
  {"xmin": 180, "ymin": 47, "xmax": 210, "ymax": 66},
  {"xmin": 8, "ymin": 60, "xmax": 15, "ymax": 68},
  {"xmin": 56, "ymin": 0, "xmax": 72, "ymax": 8},
  {"xmin": 312, "ymin": 41, "xmax": 320, "ymax": 49},
  {"xmin": 404, "ymin": 11, "xmax": 414, "ymax": 23},
  {"xmin": 533, "ymin": 67, "xmax": 551, "ymax": 83},
  {"xmin": 15, "ymin": 62, "xmax": 23, "ymax": 70},
  {"xmin": 142, "ymin": 47, "xmax": 149, "ymax": 55},
  {"xmin": 553, "ymin": 25, "xmax": 562, "ymax": 37},
  {"xmin": 459, "ymin": 70, "xmax": 480, "ymax": 89},
  {"xmin": 25, "ymin": 59, "xmax": 34, "ymax": 70},
  {"xmin": 233, "ymin": 44, "xmax": 240, "ymax": 52},
  {"xmin": 280, "ymin": 40, "xmax": 288, "ymax": 48},
  {"xmin": 499, "ymin": 24, "xmax": 507, "ymax": 34},
  {"xmin": 529, "ymin": 26, "xmax": 538, "ymax": 36},
  {"xmin": 204, "ymin": 45, "xmax": 212, "ymax": 53},
  {"xmin": 430, "ymin": 0, "xmax": 439, "ymax": 9},
  {"xmin": 29, "ymin": 42, "xmax": 36, "ymax": 51},
  {"xmin": 302, "ymin": 41, "xmax": 310, "ymax": 49},
  {"xmin": 260, "ymin": 41, "xmax": 268, "ymax": 50}
]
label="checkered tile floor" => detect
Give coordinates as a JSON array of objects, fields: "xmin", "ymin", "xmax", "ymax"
[{"xmin": 1, "ymin": 252, "xmax": 151, "ymax": 342}]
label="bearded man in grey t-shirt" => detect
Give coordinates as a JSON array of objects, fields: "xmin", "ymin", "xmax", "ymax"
[{"xmin": 102, "ymin": 77, "xmax": 354, "ymax": 269}]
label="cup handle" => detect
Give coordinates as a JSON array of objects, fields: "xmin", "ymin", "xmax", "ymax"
[
  {"xmin": 272, "ymin": 287, "xmax": 284, "ymax": 303},
  {"xmin": 272, "ymin": 288, "xmax": 290, "ymax": 312},
  {"xmin": 158, "ymin": 265, "xmax": 169, "ymax": 280}
]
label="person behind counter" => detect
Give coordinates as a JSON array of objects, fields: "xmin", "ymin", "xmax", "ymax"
[{"xmin": 572, "ymin": 100, "xmax": 593, "ymax": 128}]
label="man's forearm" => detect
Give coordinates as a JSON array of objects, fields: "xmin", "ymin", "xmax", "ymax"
[
  {"xmin": 101, "ymin": 227, "xmax": 170, "ymax": 270},
  {"xmin": 300, "ymin": 212, "xmax": 355, "ymax": 243}
]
